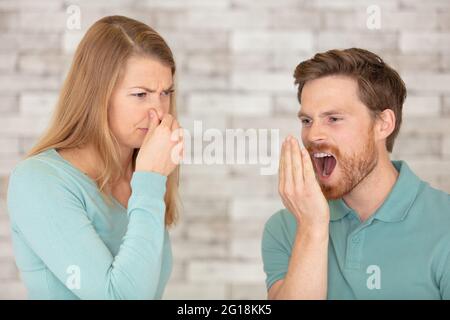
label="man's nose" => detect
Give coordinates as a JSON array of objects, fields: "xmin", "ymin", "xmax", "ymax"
[{"xmin": 305, "ymin": 122, "xmax": 328, "ymax": 144}]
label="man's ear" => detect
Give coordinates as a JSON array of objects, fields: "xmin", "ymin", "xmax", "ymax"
[{"xmin": 375, "ymin": 109, "xmax": 396, "ymax": 141}]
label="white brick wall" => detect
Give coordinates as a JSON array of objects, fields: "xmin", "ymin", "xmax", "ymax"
[{"xmin": 1, "ymin": 0, "xmax": 450, "ymax": 300}]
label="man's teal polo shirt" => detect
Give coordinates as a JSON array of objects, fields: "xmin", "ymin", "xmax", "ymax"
[{"xmin": 262, "ymin": 161, "xmax": 450, "ymax": 299}]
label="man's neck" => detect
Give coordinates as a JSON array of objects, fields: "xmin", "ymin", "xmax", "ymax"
[{"xmin": 342, "ymin": 154, "xmax": 399, "ymax": 222}]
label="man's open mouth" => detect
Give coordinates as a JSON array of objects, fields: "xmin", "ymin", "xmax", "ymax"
[{"xmin": 312, "ymin": 152, "xmax": 337, "ymax": 178}]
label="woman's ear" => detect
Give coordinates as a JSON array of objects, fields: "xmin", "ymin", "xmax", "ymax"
[{"xmin": 375, "ymin": 109, "xmax": 396, "ymax": 141}]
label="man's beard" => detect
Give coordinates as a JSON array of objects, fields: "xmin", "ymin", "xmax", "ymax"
[{"xmin": 306, "ymin": 132, "xmax": 379, "ymax": 200}]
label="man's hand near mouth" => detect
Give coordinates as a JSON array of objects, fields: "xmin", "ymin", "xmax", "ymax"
[{"xmin": 268, "ymin": 135, "xmax": 330, "ymax": 300}]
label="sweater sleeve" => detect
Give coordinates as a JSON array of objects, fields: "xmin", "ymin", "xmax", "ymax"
[{"xmin": 7, "ymin": 160, "xmax": 167, "ymax": 300}]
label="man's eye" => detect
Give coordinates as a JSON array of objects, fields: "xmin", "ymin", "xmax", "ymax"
[
  {"xmin": 132, "ymin": 92, "xmax": 147, "ymax": 98},
  {"xmin": 301, "ymin": 118, "xmax": 311, "ymax": 125},
  {"xmin": 329, "ymin": 117, "xmax": 341, "ymax": 122}
]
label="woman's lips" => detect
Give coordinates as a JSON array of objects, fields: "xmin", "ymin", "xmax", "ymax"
[{"xmin": 138, "ymin": 128, "xmax": 148, "ymax": 132}]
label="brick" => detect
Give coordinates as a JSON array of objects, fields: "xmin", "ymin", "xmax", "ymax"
[
  {"xmin": 163, "ymin": 282, "xmax": 227, "ymax": 299},
  {"xmin": 443, "ymin": 135, "xmax": 450, "ymax": 158},
  {"xmin": 229, "ymin": 197, "xmax": 282, "ymax": 222},
  {"xmin": 270, "ymin": 9, "xmax": 321, "ymax": 30},
  {"xmin": 162, "ymin": 31, "xmax": 228, "ymax": 53},
  {"xmin": 0, "ymin": 74, "xmax": 60, "ymax": 93},
  {"xmin": 384, "ymin": 53, "xmax": 441, "ymax": 73},
  {"xmin": 18, "ymin": 54, "xmax": 68, "ymax": 75},
  {"xmin": 230, "ymin": 53, "xmax": 273, "ymax": 71},
  {"xmin": 230, "ymin": 284, "xmax": 267, "ymax": 300},
  {"xmin": 317, "ymin": 32, "xmax": 398, "ymax": 53},
  {"xmin": 180, "ymin": 197, "xmax": 229, "ymax": 221},
  {"xmin": 403, "ymin": 96, "xmax": 441, "ymax": 117},
  {"xmin": 399, "ymin": 0, "xmax": 450, "ymax": 10},
  {"xmin": 231, "ymin": 72, "xmax": 295, "ymax": 92},
  {"xmin": 438, "ymin": 13, "xmax": 450, "ymax": 30},
  {"xmin": 400, "ymin": 33, "xmax": 450, "ymax": 54},
  {"xmin": 0, "ymin": 137, "xmax": 20, "ymax": 155},
  {"xmin": 18, "ymin": 12, "xmax": 66, "ymax": 33},
  {"xmin": 0, "ymin": 154, "xmax": 23, "ymax": 176},
  {"xmin": 187, "ymin": 93, "xmax": 272, "ymax": 116},
  {"xmin": 180, "ymin": 176, "xmax": 274, "ymax": 198},
  {"xmin": 406, "ymin": 160, "xmax": 450, "ymax": 178},
  {"xmin": 0, "ymin": 215, "xmax": 12, "ymax": 239},
  {"xmin": 177, "ymin": 73, "xmax": 228, "ymax": 92},
  {"xmin": 231, "ymin": 31, "xmax": 313, "ymax": 53},
  {"xmin": 172, "ymin": 241, "xmax": 228, "ymax": 260},
  {"xmin": 0, "ymin": 281, "xmax": 27, "ymax": 299},
  {"xmin": 0, "ymin": 53, "xmax": 17, "ymax": 72},
  {"xmin": 0, "ymin": 95, "xmax": 18, "ymax": 114},
  {"xmin": 400, "ymin": 117, "xmax": 450, "ymax": 134},
  {"xmin": 402, "ymin": 73, "xmax": 450, "ymax": 94},
  {"xmin": 442, "ymin": 55, "xmax": 450, "ymax": 72},
  {"xmin": 185, "ymin": 221, "xmax": 229, "ymax": 243},
  {"xmin": 0, "ymin": 0, "xmax": 62, "ymax": 10},
  {"xmin": 382, "ymin": 12, "xmax": 438, "ymax": 31},
  {"xmin": 0, "ymin": 115, "xmax": 51, "ymax": 136},
  {"xmin": 185, "ymin": 53, "xmax": 230, "ymax": 75},
  {"xmin": 187, "ymin": 260, "xmax": 265, "ymax": 283},
  {"xmin": 274, "ymin": 93, "xmax": 300, "ymax": 115},
  {"xmin": 272, "ymin": 51, "xmax": 312, "ymax": 72},
  {"xmin": 0, "ymin": 260, "xmax": 19, "ymax": 280},
  {"xmin": 0, "ymin": 239, "xmax": 15, "ymax": 259},
  {"xmin": 231, "ymin": 0, "xmax": 303, "ymax": 8},
  {"xmin": 62, "ymin": 30, "xmax": 84, "ymax": 54},
  {"xmin": 443, "ymin": 96, "xmax": 450, "ymax": 116},
  {"xmin": 182, "ymin": 9, "xmax": 271, "ymax": 30},
  {"xmin": 394, "ymin": 133, "xmax": 442, "ymax": 158},
  {"xmin": 140, "ymin": 0, "xmax": 230, "ymax": 9},
  {"xmin": 230, "ymin": 238, "xmax": 261, "ymax": 259},
  {"xmin": 19, "ymin": 92, "xmax": 58, "ymax": 116},
  {"xmin": 19, "ymin": 33, "xmax": 61, "ymax": 52},
  {"xmin": 19, "ymin": 137, "xmax": 39, "ymax": 155},
  {"xmin": 0, "ymin": 198, "xmax": 8, "ymax": 216},
  {"xmin": 312, "ymin": 0, "xmax": 399, "ymax": 10}
]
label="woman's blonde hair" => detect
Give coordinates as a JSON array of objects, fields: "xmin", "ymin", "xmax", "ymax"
[{"xmin": 25, "ymin": 15, "xmax": 180, "ymax": 227}]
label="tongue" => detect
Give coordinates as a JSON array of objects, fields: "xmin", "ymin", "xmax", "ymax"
[{"xmin": 323, "ymin": 156, "xmax": 336, "ymax": 176}]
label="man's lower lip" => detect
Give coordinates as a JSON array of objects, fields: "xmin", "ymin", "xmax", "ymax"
[{"xmin": 139, "ymin": 128, "xmax": 148, "ymax": 132}]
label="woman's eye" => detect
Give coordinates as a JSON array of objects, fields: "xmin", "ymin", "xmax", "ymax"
[
  {"xmin": 132, "ymin": 92, "xmax": 147, "ymax": 98},
  {"xmin": 161, "ymin": 90, "xmax": 174, "ymax": 97}
]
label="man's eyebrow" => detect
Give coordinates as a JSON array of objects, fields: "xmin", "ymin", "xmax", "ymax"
[
  {"xmin": 129, "ymin": 84, "xmax": 174, "ymax": 92},
  {"xmin": 297, "ymin": 109, "xmax": 347, "ymax": 118}
]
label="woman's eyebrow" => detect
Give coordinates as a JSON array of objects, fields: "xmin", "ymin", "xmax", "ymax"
[{"xmin": 129, "ymin": 84, "xmax": 174, "ymax": 92}]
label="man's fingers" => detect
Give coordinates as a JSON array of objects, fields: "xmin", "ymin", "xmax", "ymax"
[
  {"xmin": 301, "ymin": 147, "xmax": 317, "ymax": 185},
  {"xmin": 278, "ymin": 140, "xmax": 285, "ymax": 193},
  {"xmin": 290, "ymin": 137, "xmax": 304, "ymax": 190},
  {"xmin": 284, "ymin": 136, "xmax": 294, "ymax": 192}
]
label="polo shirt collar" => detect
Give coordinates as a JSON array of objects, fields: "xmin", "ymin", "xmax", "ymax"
[{"xmin": 329, "ymin": 161, "xmax": 423, "ymax": 223}]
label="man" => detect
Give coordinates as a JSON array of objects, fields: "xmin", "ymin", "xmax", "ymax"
[{"xmin": 262, "ymin": 48, "xmax": 450, "ymax": 299}]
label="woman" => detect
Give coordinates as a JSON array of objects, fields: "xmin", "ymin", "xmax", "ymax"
[{"xmin": 6, "ymin": 15, "xmax": 183, "ymax": 299}]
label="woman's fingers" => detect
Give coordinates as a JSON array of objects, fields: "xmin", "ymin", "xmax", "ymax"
[{"xmin": 160, "ymin": 113, "xmax": 174, "ymax": 128}]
